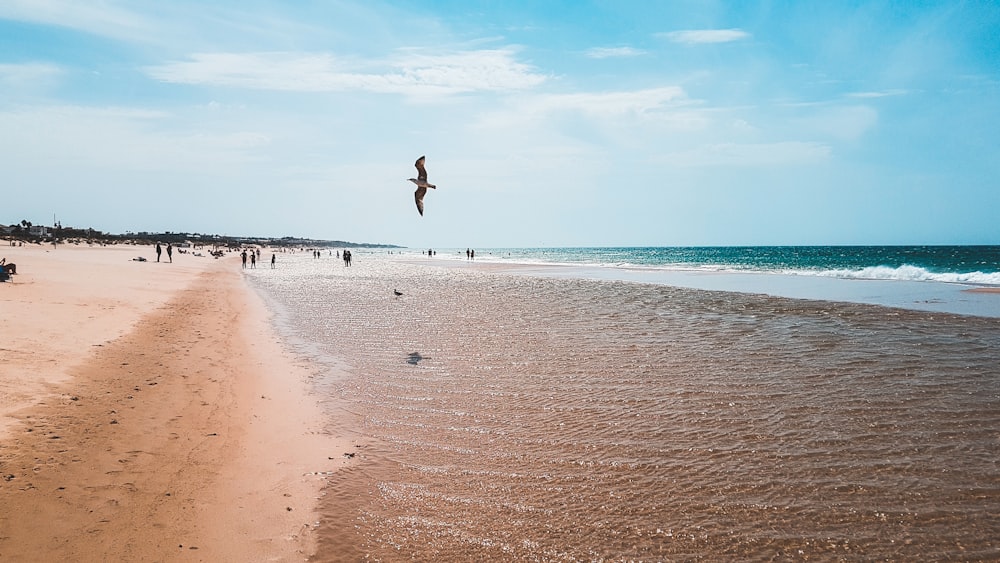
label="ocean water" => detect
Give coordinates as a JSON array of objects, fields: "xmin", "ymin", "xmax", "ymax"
[
  {"xmin": 416, "ymin": 246, "xmax": 1000, "ymax": 318},
  {"xmin": 245, "ymin": 248, "xmax": 1000, "ymax": 561},
  {"xmin": 425, "ymin": 246, "xmax": 1000, "ymax": 284}
]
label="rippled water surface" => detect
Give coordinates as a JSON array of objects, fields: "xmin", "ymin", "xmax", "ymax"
[{"xmin": 246, "ymin": 252, "xmax": 1000, "ymax": 561}]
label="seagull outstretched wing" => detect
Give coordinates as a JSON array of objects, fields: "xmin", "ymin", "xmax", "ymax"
[{"xmin": 408, "ymin": 155, "xmax": 436, "ymax": 216}]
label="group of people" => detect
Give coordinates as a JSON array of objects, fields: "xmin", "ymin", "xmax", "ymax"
[
  {"xmin": 154, "ymin": 243, "xmax": 173, "ymax": 263},
  {"xmin": 241, "ymin": 248, "xmax": 265, "ymax": 269},
  {"xmin": 236, "ymin": 247, "xmax": 356, "ymax": 269}
]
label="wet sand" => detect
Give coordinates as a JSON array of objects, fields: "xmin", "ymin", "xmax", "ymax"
[
  {"xmin": 246, "ymin": 252, "xmax": 1000, "ymax": 561},
  {"xmin": 0, "ymin": 245, "xmax": 350, "ymax": 561},
  {"xmin": 965, "ymin": 286, "xmax": 1000, "ymax": 293}
]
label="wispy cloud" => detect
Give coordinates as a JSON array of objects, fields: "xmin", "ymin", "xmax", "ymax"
[
  {"xmin": 531, "ymin": 87, "xmax": 689, "ymax": 117},
  {"xmin": 0, "ymin": 62, "xmax": 63, "ymax": 88},
  {"xmin": 794, "ymin": 105, "xmax": 879, "ymax": 142},
  {"xmin": 659, "ymin": 29, "xmax": 750, "ymax": 45},
  {"xmin": 846, "ymin": 89, "xmax": 908, "ymax": 99},
  {"xmin": 145, "ymin": 49, "xmax": 547, "ymax": 96},
  {"xmin": 585, "ymin": 47, "xmax": 647, "ymax": 59},
  {"xmin": 0, "ymin": 0, "xmax": 152, "ymax": 42},
  {"xmin": 474, "ymin": 86, "xmax": 704, "ymax": 134},
  {"xmin": 661, "ymin": 141, "xmax": 830, "ymax": 167}
]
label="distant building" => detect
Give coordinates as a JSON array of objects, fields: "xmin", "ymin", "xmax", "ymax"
[{"xmin": 29, "ymin": 225, "xmax": 48, "ymax": 236}]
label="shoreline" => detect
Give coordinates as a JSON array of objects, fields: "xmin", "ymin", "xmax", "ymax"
[
  {"xmin": 393, "ymin": 255, "xmax": 1000, "ymax": 318},
  {"xmin": 0, "ymin": 245, "xmax": 351, "ymax": 561}
]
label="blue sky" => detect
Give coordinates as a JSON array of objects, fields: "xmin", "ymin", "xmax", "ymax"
[{"xmin": 2, "ymin": 1, "xmax": 998, "ymax": 247}]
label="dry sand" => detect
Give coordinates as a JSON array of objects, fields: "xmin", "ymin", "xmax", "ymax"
[{"xmin": 0, "ymin": 244, "xmax": 351, "ymax": 561}]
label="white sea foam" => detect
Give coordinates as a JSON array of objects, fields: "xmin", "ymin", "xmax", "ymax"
[{"xmin": 806, "ymin": 265, "xmax": 1000, "ymax": 285}]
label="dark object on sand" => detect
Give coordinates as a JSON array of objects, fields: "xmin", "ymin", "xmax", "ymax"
[{"xmin": 0, "ymin": 260, "xmax": 14, "ymax": 281}]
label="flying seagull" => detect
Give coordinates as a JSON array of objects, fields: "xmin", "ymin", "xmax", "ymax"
[{"xmin": 408, "ymin": 155, "xmax": 437, "ymax": 216}]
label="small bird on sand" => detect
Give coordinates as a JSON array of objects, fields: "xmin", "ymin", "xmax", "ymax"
[{"xmin": 408, "ymin": 155, "xmax": 437, "ymax": 216}]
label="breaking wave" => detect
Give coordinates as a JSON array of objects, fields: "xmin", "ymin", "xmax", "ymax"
[{"xmin": 807, "ymin": 265, "xmax": 1000, "ymax": 285}]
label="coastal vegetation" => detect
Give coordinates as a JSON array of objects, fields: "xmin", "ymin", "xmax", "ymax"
[{"xmin": 2, "ymin": 218, "xmax": 397, "ymax": 250}]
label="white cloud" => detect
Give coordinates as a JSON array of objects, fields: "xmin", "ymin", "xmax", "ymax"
[
  {"xmin": 0, "ymin": 62, "xmax": 63, "ymax": 89},
  {"xmin": 470, "ymin": 86, "xmax": 710, "ymax": 153},
  {"xmin": 661, "ymin": 141, "xmax": 831, "ymax": 167},
  {"xmin": 146, "ymin": 49, "xmax": 547, "ymax": 96},
  {"xmin": 585, "ymin": 47, "xmax": 647, "ymax": 59},
  {"xmin": 528, "ymin": 87, "xmax": 689, "ymax": 118},
  {"xmin": 846, "ymin": 89, "xmax": 908, "ymax": 98},
  {"xmin": 659, "ymin": 29, "xmax": 750, "ymax": 45},
  {"xmin": 0, "ymin": 0, "xmax": 152, "ymax": 43},
  {"xmin": 392, "ymin": 50, "xmax": 547, "ymax": 92},
  {"xmin": 800, "ymin": 105, "xmax": 879, "ymax": 141},
  {"xmin": 731, "ymin": 118, "xmax": 756, "ymax": 132}
]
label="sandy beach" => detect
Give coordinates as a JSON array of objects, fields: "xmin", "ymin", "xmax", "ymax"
[{"xmin": 0, "ymin": 244, "xmax": 351, "ymax": 561}]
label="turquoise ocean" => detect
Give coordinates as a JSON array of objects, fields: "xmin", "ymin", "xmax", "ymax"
[{"xmin": 430, "ymin": 246, "xmax": 1000, "ymax": 282}]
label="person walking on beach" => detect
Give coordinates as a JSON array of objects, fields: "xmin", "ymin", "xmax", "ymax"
[
  {"xmin": 250, "ymin": 251, "xmax": 256, "ymax": 269},
  {"xmin": 156, "ymin": 243, "xmax": 162, "ymax": 262},
  {"xmin": 271, "ymin": 253, "xmax": 276, "ymax": 269},
  {"xmin": 166, "ymin": 244, "xmax": 173, "ymax": 263},
  {"xmin": 241, "ymin": 249, "xmax": 247, "ymax": 269}
]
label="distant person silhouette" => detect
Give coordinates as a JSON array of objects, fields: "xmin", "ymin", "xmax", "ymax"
[
  {"xmin": 166, "ymin": 243, "xmax": 173, "ymax": 263},
  {"xmin": 156, "ymin": 243, "xmax": 162, "ymax": 262}
]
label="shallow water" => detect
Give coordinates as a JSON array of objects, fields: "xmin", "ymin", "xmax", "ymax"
[{"xmin": 246, "ymin": 252, "xmax": 1000, "ymax": 561}]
